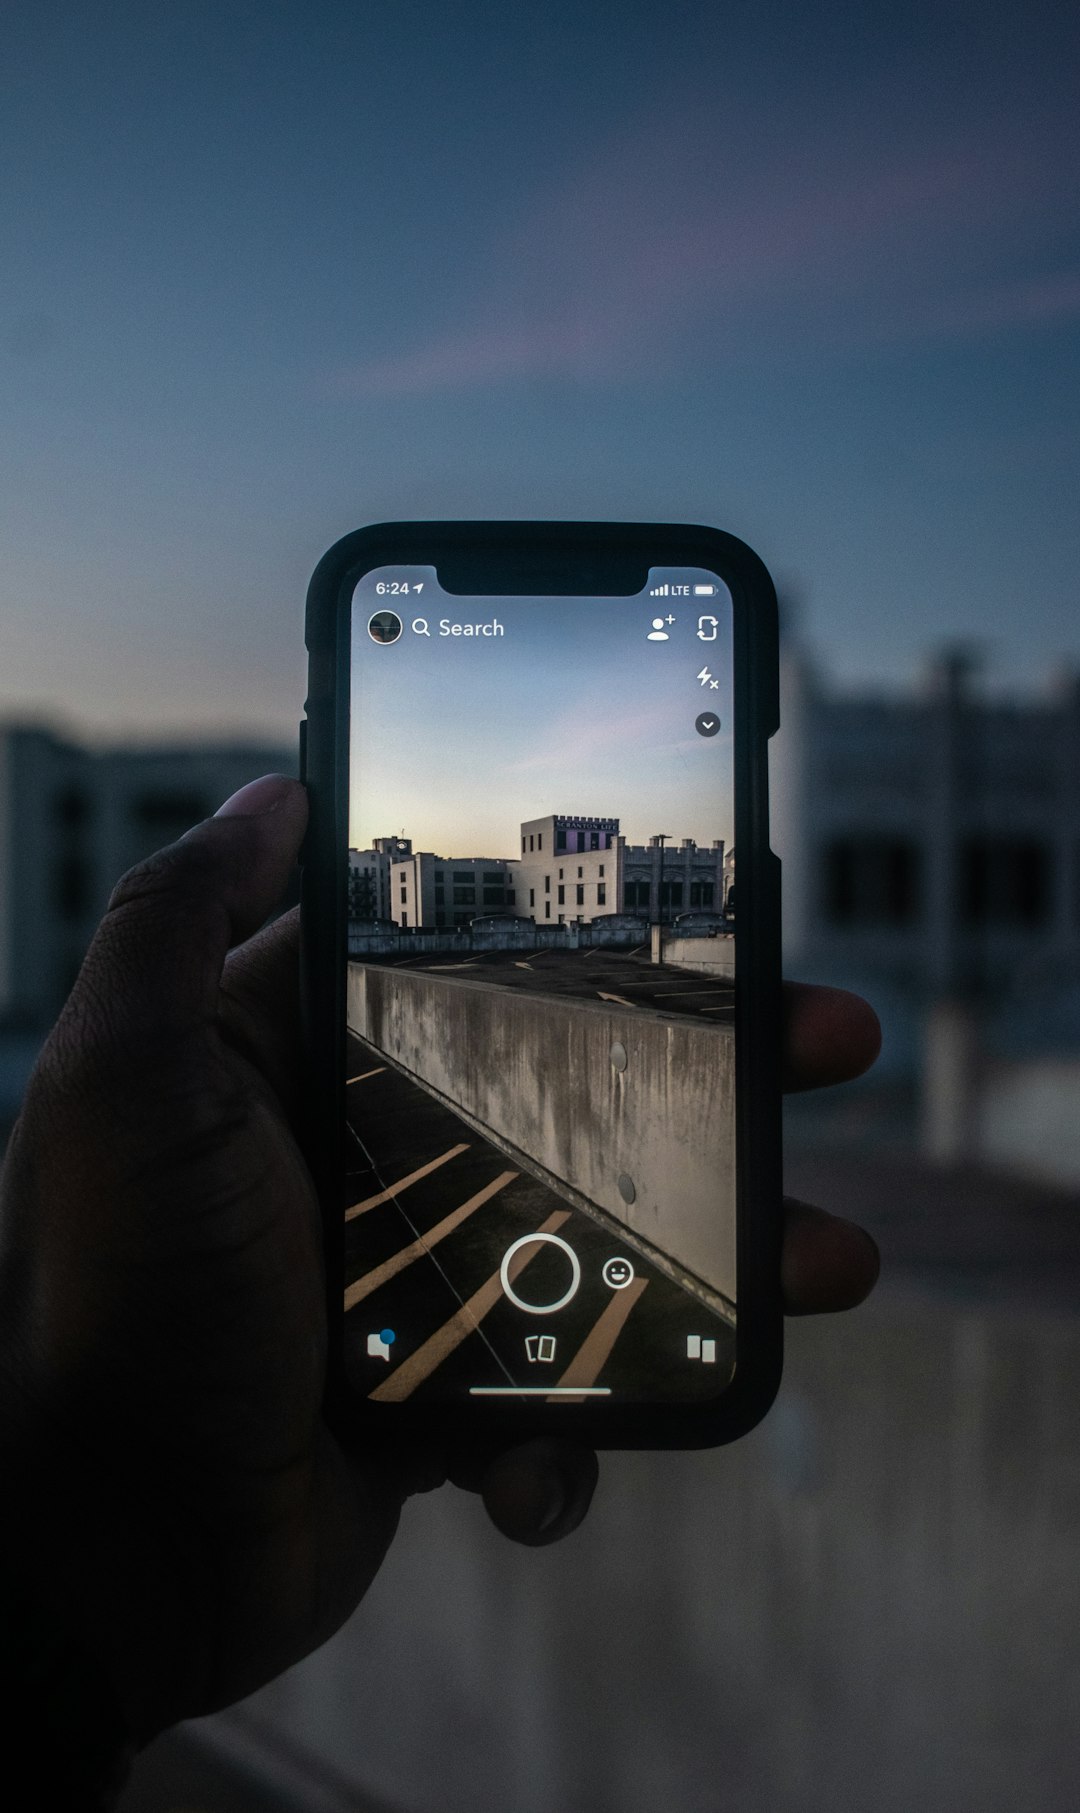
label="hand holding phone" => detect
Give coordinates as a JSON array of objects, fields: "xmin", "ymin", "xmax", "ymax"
[{"xmin": 0, "ymin": 750, "xmax": 879, "ymax": 1774}]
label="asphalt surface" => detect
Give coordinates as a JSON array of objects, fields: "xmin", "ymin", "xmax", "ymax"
[
  {"xmin": 343, "ymin": 1030, "xmax": 735, "ymax": 1407},
  {"xmin": 358, "ymin": 944, "xmax": 734, "ymax": 1021}
]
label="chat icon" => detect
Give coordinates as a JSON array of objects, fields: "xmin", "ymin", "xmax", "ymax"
[{"xmin": 367, "ymin": 1328, "xmax": 396, "ymax": 1362}]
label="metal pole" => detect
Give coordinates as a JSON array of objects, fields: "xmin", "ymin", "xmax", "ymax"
[{"xmin": 653, "ymin": 833, "xmax": 671, "ymax": 925}]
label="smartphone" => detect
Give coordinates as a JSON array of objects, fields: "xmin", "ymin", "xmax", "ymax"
[{"xmin": 301, "ymin": 522, "xmax": 781, "ymax": 1449}]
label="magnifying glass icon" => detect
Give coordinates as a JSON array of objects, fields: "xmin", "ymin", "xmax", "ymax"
[{"xmin": 412, "ymin": 617, "xmax": 431, "ymax": 637}]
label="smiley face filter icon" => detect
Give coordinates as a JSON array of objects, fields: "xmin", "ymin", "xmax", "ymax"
[{"xmin": 602, "ymin": 1256, "xmax": 635, "ymax": 1290}]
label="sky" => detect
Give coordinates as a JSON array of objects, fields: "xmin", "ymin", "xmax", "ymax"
[
  {"xmin": 3, "ymin": 0, "xmax": 1079, "ymax": 745},
  {"xmin": 349, "ymin": 572, "xmax": 734, "ymax": 854}
]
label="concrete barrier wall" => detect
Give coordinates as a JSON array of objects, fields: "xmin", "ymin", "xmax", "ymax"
[
  {"xmin": 660, "ymin": 933, "xmax": 735, "ymax": 976},
  {"xmin": 348, "ymin": 962, "xmax": 736, "ymax": 1305}
]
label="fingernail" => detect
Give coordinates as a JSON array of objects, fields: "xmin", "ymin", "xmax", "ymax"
[
  {"xmin": 215, "ymin": 774, "xmax": 294, "ymax": 818},
  {"xmin": 533, "ymin": 1466, "xmax": 571, "ymax": 1536}
]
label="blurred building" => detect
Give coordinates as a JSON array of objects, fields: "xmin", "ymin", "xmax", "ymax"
[
  {"xmin": 773, "ymin": 645, "xmax": 1080, "ymax": 999},
  {"xmin": 774, "ymin": 645, "xmax": 1080, "ymax": 1176},
  {"xmin": 0, "ymin": 721, "xmax": 296, "ymax": 1035}
]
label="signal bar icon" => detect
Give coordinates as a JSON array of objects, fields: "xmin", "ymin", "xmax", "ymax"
[{"xmin": 650, "ymin": 583, "xmax": 670, "ymax": 597}]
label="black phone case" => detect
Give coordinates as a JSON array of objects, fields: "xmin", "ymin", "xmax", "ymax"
[{"xmin": 301, "ymin": 521, "xmax": 782, "ymax": 1450}]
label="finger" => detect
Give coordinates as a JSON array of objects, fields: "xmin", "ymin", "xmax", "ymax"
[
  {"xmin": 445, "ymin": 1439, "xmax": 599, "ymax": 1547},
  {"xmin": 781, "ymin": 1198, "xmax": 880, "ymax": 1314},
  {"xmin": 219, "ymin": 907, "xmax": 303, "ymax": 1119},
  {"xmin": 782, "ymin": 982, "xmax": 881, "ymax": 1093},
  {"xmin": 481, "ymin": 1439, "xmax": 599, "ymax": 1546},
  {"xmin": 69, "ymin": 775, "xmax": 307, "ymax": 1043}
]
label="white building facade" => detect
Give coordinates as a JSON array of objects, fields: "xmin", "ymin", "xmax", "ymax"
[
  {"xmin": 511, "ymin": 814, "xmax": 621, "ymax": 927},
  {"xmin": 366, "ymin": 812, "xmax": 728, "ymax": 932}
]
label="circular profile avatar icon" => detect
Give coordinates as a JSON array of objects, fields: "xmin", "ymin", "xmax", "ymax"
[{"xmin": 367, "ymin": 609, "xmax": 403, "ymax": 645}]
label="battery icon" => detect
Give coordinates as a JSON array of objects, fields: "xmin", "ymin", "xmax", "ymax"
[{"xmin": 693, "ymin": 584, "xmax": 718, "ymax": 596}]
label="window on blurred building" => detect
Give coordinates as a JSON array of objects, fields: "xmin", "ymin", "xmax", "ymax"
[
  {"xmin": 52, "ymin": 784, "xmax": 92, "ymax": 829},
  {"xmin": 824, "ymin": 836, "xmax": 922, "ymax": 926},
  {"xmin": 51, "ymin": 854, "xmax": 90, "ymax": 921},
  {"xmin": 130, "ymin": 792, "xmax": 210, "ymax": 851},
  {"xmin": 959, "ymin": 837, "xmax": 1051, "ymax": 927}
]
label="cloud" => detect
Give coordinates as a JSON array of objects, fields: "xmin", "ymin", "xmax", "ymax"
[
  {"xmin": 337, "ymin": 319, "xmax": 622, "ymax": 397},
  {"xmin": 859, "ymin": 269, "xmax": 1080, "ymax": 345},
  {"xmin": 506, "ymin": 696, "xmax": 680, "ymax": 775},
  {"xmin": 330, "ymin": 83, "xmax": 1080, "ymax": 397}
]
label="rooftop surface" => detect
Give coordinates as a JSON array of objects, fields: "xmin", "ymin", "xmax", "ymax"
[{"xmin": 355, "ymin": 946, "xmax": 734, "ymax": 1021}]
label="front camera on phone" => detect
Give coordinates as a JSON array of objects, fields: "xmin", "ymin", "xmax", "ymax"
[{"xmin": 367, "ymin": 610, "xmax": 403, "ymax": 644}]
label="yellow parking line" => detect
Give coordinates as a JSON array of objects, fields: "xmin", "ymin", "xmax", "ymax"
[
  {"xmin": 344, "ymin": 1170, "xmax": 519, "ymax": 1310},
  {"xmin": 368, "ymin": 1210, "xmax": 572, "ymax": 1402},
  {"xmin": 345, "ymin": 1143, "xmax": 470, "ymax": 1221},
  {"xmin": 548, "ymin": 1276, "xmax": 649, "ymax": 1401}
]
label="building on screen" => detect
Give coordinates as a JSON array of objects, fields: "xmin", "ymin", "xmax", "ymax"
[
  {"xmin": 367, "ymin": 812, "xmax": 728, "ymax": 930},
  {"xmin": 512, "ymin": 814, "xmax": 621, "ymax": 926},
  {"xmin": 390, "ymin": 853, "xmax": 517, "ymax": 929},
  {"xmin": 620, "ymin": 835, "xmax": 727, "ymax": 920},
  {"xmin": 348, "ymin": 836, "xmax": 412, "ymax": 924}
]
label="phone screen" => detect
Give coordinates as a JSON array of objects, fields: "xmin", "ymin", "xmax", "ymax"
[{"xmin": 345, "ymin": 566, "xmax": 737, "ymax": 1407}]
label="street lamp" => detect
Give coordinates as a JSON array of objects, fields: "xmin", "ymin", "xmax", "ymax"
[{"xmin": 653, "ymin": 833, "xmax": 672, "ymax": 925}]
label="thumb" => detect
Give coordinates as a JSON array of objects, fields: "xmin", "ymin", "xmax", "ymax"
[{"xmin": 69, "ymin": 774, "xmax": 308, "ymax": 1041}]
